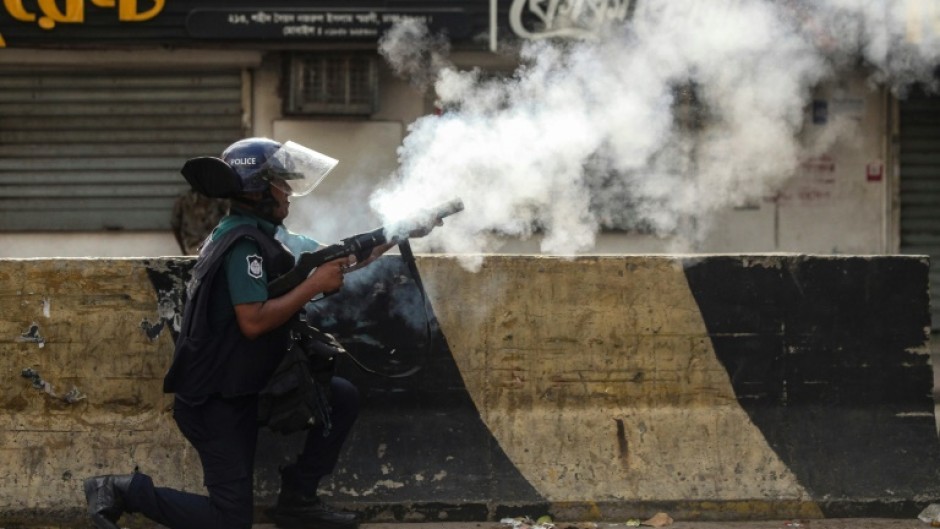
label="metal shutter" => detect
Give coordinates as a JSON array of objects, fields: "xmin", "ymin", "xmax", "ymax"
[
  {"xmin": 899, "ymin": 88, "xmax": 940, "ymax": 331},
  {"xmin": 0, "ymin": 70, "xmax": 244, "ymax": 231}
]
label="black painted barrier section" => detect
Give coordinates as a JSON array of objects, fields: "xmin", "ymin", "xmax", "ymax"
[
  {"xmin": 240, "ymin": 258, "xmax": 542, "ymax": 519},
  {"xmin": 683, "ymin": 256, "xmax": 939, "ymax": 517}
]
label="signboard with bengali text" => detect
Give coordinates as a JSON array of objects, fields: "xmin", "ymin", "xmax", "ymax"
[{"xmin": 0, "ymin": 0, "xmax": 490, "ymax": 48}]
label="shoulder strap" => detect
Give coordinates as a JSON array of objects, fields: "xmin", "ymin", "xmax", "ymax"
[{"xmin": 191, "ymin": 226, "xmax": 262, "ymax": 287}]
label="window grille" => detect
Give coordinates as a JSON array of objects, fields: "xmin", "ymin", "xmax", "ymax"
[{"xmin": 287, "ymin": 53, "xmax": 378, "ymax": 115}]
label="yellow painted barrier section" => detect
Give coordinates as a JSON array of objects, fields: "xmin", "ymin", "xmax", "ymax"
[
  {"xmin": 420, "ymin": 256, "xmax": 817, "ymax": 510},
  {"xmin": 0, "ymin": 259, "xmax": 200, "ymax": 518}
]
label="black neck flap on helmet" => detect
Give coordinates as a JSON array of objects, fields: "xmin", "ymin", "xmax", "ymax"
[
  {"xmin": 181, "ymin": 156, "xmax": 282, "ymax": 224},
  {"xmin": 180, "ymin": 157, "xmax": 243, "ymax": 198}
]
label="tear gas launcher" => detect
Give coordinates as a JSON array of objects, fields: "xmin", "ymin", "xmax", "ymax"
[{"xmin": 267, "ymin": 198, "xmax": 464, "ymax": 298}]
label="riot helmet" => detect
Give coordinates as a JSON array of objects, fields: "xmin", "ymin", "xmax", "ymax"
[{"xmin": 221, "ymin": 137, "xmax": 338, "ymax": 197}]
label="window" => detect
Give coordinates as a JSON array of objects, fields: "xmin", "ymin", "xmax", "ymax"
[{"xmin": 287, "ymin": 52, "xmax": 378, "ymax": 115}]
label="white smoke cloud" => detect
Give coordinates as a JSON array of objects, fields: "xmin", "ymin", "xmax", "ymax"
[{"xmin": 372, "ymin": 0, "xmax": 940, "ymax": 262}]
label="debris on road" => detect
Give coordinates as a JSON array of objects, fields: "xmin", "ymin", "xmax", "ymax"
[
  {"xmin": 642, "ymin": 513, "xmax": 673, "ymax": 527},
  {"xmin": 500, "ymin": 512, "xmax": 672, "ymax": 529},
  {"xmin": 919, "ymin": 504, "xmax": 940, "ymax": 526}
]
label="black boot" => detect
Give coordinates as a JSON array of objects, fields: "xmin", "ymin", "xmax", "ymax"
[
  {"xmin": 82, "ymin": 474, "xmax": 136, "ymax": 529},
  {"xmin": 272, "ymin": 488, "xmax": 359, "ymax": 529}
]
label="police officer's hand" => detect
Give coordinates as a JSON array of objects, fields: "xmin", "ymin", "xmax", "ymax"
[{"xmin": 308, "ymin": 258, "xmax": 346, "ymax": 294}]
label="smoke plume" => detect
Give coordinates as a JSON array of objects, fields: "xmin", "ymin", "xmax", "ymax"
[{"xmin": 372, "ymin": 0, "xmax": 940, "ymax": 264}]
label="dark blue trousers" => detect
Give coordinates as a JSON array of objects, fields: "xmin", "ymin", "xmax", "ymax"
[{"xmin": 122, "ymin": 377, "xmax": 359, "ymax": 529}]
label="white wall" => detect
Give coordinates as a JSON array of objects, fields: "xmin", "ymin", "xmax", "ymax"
[
  {"xmin": 496, "ymin": 74, "xmax": 891, "ymax": 256},
  {"xmin": 702, "ymin": 76, "xmax": 890, "ymax": 255},
  {"xmin": 0, "ymin": 232, "xmax": 182, "ymax": 258}
]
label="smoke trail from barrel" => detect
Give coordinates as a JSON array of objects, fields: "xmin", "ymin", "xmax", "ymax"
[{"xmin": 373, "ymin": 0, "xmax": 940, "ymax": 264}]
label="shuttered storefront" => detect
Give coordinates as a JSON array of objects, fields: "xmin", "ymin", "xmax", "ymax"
[
  {"xmin": 0, "ymin": 70, "xmax": 244, "ymax": 231},
  {"xmin": 899, "ymin": 88, "xmax": 940, "ymax": 331}
]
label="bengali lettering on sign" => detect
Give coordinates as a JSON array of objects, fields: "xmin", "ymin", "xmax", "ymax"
[
  {"xmin": 185, "ymin": 8, "xmax": 470, "ymax": 40},
  {"xmin": 0, "ymin": 0, "xmax": 165, "ymax": 47}
]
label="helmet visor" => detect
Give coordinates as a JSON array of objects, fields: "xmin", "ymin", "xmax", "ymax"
[{"xmin": 260, "ymin": 141, "xmax": 338, "ymax": 197}]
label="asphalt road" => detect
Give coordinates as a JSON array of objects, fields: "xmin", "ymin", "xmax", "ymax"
[{"xmin": 250, "ymin": 520, "xmax": 934, "ymax": 529}]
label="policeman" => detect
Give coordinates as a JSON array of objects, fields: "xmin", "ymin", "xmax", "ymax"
[{"xmin": 83, "ymin": 137, "xmax": 426, "ymax": 529}]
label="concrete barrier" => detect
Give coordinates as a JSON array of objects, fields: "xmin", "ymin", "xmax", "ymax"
[{"xmin": 0, "ymin": 255, "xmax": 936, "ymax": 527}]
